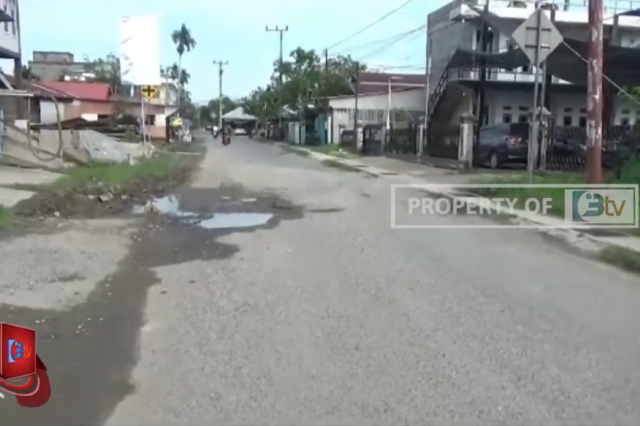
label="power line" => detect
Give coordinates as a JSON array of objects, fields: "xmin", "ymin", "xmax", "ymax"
[
  {"xmin": 325, "ymin": 0, "xmax": 416, "ymax": 51},
  {"xmin": 355, "ymin": 25, "xmax": 425, "ymax": 61},
  {"xmin": 330, "ymin": 24, "xmax": 426, "ymax": 57}
]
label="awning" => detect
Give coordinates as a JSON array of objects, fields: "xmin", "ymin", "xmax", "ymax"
[{"xmin": 222, "ymin": 107, "xmax": 257, "ymax": 121}]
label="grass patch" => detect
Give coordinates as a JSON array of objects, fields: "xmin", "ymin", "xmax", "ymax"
[
  {"xmin": 471, "ymin": 173, "xmax": 583, "ymax": 217},
  {"xmin": 321, "ymin": 159, "xmax": 358, "ymax": 172},
  {"xmin": 599, "ymin": 246, "xmax": 640, "ymax": 273},
  {"xmin": 309, "ymin": 144, "xmax": 354, "ymax": 158},
  {"xmin": 280, "ymin": 145, "xmax": 311, "ymax": 157},
  {"xmin": 0, "ymin": 207, "xmax": 15, "ymax": 231},
  {"xmin": 51, "ymin": 154, "xmax": 182, "ymax": 193}
]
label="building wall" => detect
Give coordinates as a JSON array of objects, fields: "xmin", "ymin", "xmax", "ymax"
[
  {"xmin": 483, "ymin": 88, "xmax": 635, "ymax": 127},
  {"xmin": 328, "ymin": 89, "xmax": 426, "ymax": 143},
  {"xmin": 0, "ymin": 0, "xmax": 19, "ymax": 58},
  {"xmin": 427, "ymin": 0, "xmax": 472, "ymax": 95}
]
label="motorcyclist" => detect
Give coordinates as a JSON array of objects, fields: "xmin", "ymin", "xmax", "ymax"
[
  {"xmin": 222, "ymin": 125, "xmax": 232, "ymax": 144},
  {"xmin": 212, "ymin": 124, "xmax": 219, "ymax": 137}
]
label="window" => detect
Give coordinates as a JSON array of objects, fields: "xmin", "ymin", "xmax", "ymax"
[
  {"xmin": 145, "ymin": 115, "xmax": 156, "ymax": 125},
  {"xmin": 3, "ymin": 6, "xmax": 7, "ymax": 33},
  {"xmin": 621, "ymin": 117, "xmax": 630, "ymax": 126},
  {"xmin": 518, "ymin": 115, "xmax": 529, "ymax": 123},
  {"xmin": 578, "ymin": 117, "xmax": 587, "ymax": 128},
  {"xmin": 502, "ymin": 113, "xmax": 512, "ymax": 123},
  {"xmin": 579, "ymin": 108, "xmax": 587, "ymax": 114},
  {"xmin": 563, "ymin": 116, "xmax": 573, "ymax": 126}
]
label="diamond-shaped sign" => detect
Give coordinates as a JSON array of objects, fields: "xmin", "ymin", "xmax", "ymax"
[{"xmin": 511, "ymin": 9, "xmax": 563, "ymax": 66}]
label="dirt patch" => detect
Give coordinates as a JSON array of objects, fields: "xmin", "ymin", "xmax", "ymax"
[{"xmin": 13, "ymin": 147, "xmax": 204, "ymax": 219}]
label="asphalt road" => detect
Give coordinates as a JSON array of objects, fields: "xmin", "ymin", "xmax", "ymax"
[{"xmin": 2, "ymin": 135, "xmax": 640, "ymax": 425}]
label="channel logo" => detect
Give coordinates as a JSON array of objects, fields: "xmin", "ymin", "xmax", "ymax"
[
  {"xmin": 0, "ymin": 323, "xmax": 36, "ymax": 380},
  {"xmin": 565, "ymin": 187, "xmax": 638, "ymax": 227}
]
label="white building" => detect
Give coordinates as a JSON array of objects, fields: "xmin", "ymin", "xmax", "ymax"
[
  {"xmin": 426, "ymin": 0, "xmax": 640, "ymax": 149},
  {"xmin": 328, "ymin": 71, "xmax": 426, "ymax": 144}
]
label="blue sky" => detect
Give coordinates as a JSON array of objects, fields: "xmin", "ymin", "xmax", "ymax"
[{"xmin": 20, "ymin": 0, "xmax": 444, "ymax": 102}]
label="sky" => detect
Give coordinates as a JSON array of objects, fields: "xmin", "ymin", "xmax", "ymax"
[{"xmin": 19, "ymin": 0, "xmax": 445, "ymax": 103}]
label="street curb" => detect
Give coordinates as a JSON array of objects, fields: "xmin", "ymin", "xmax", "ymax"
[
  {"xmin": 278, "ymin": 144, "xmax": 384, "ymax": 178},
  {"xmin": 278, "ymin": 143, "xmax": 640, "ymax": 257}
]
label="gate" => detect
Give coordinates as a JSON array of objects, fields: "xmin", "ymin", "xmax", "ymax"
[
  {"xmin": 386, "ymin": 123, "xmax": 418, "ymax": 155},
  {"xmin": 362, "ymin": 124, "xmax": 384, "ymax": 155}
]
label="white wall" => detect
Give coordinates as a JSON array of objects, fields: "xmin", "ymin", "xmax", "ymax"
[
  {"xmin": 486, "ymin": 88, "xmax": 636, "ymax": 127},
  {"xmin": 330, "ymin": 88, "xmax": 426, "ymax": 111},
  {"xmin": 81, "ymin": 113, "xmax": 98, "ymax": 121},
  {"xmin": 0, "ymin": 0, "xmax": 19, "ymax": 56},
  {"xmin": 39, "ymin": 100, "xmax": 65, "ymax": 124}
]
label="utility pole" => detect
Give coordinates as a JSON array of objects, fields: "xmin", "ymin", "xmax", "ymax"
[
  {"xmin": 324, "ymin": 49, "xmax": 330, "ymax": 143},
  {"xmin": 352, "ymin": 64, "xmax": 360, "ymax": 150},
  {"xmin": 266, "ymin": 25, "xmax": 288, "ymax": 137},
  {"xmin": 586, "ymin": 0, "xmax": 603, "ymax": 183},
  {"xmin": 213, "ymin": 60, "xmax": 228, "ymax": 130}
]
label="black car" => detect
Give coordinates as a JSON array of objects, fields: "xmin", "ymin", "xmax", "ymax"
[{"xmin": 477, "ymin": 123, "xmax": 530, "ymax": 169}]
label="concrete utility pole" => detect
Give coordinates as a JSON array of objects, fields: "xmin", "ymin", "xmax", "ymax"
[
  {"xmin": 213, "ymin": 60, "xmax": 228, "ymax": 130},
  {"xmin": 266, "ymin": 25, "xmax": 288, "ymax": 134},
  {"xmin": 586, "ymin": 0, "xmax": 604, "ymax": 184}
]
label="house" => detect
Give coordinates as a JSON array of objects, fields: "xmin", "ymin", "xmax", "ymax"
[
  {"xmin": 327, "ymin": 72, "xmax": 427, "ymax": 144},
  {"xmin": 28, "ymin": 51, "xmax": 98, "ymax": 82},
  {"xmin": 35, "ymin": 81, "xmax": 177, "ymax": 139},
  {"xmin": 426, "ymin": 0, "xmax": 640, "ymax": 158}
]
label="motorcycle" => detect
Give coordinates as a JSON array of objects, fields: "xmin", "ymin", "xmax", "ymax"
[
  {"xmin": 222, "ymin": 133, "xmax": 231, "ymax": 146},
  {"xmin": 212, "ymin": 129, "xmax": 219, "ymax": 139}
]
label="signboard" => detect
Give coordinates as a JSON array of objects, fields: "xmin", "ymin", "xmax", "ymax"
[
  {"xmin": 141, "ymin": 85, "xmax": 158, "ymax": 100},
  {"xmin": 511, "ymin": 9, "xmax": 562, "ymax": 66},
  {"xmin": 119, "ymin": 16, "xmax": 162, "ymax": 85}
]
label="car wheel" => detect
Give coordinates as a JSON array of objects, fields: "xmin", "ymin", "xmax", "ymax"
[{"xmin": 490, "ymin": 153, "xmax": 500, "ymax": 169}]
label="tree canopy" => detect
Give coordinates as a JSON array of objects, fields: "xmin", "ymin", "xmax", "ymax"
[{"xmin": 241, "ymin": 47, "xmax": 366, "ymax": 119}]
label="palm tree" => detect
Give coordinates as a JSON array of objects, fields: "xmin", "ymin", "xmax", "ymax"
[{"xmin": 171, "ymin": 24, "xmax": 196, "ymax": 109}]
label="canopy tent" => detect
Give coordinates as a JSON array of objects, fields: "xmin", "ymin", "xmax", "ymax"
[
  {"xmin": 221, "ymin": 107, "xmax": 257, "ymax": 121},
  {"xmin": 447, "ymin": 5, "xmax": 640, "ymax": 87}
]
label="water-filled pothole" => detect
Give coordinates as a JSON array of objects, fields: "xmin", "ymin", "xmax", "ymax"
[{"xmin": 133, "ymin": 195, "xmax": 274, "ymax": 229}]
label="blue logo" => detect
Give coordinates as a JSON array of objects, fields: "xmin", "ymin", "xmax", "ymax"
[
  {"xmin": 7, "ymin": 339, "xmax": 23, "ymax": 363},
  {"xmin": 570, "ymin": 190, "xmax": 627, "ymax": 223}
]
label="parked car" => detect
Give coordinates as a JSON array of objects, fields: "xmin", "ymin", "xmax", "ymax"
[
  {"xmin": 234, "ymin": 127, "xmax": 247, "ymax": 136},
  {"xmin": 477, "ymin": 123, "xmax": 529, "ymax": 169}
]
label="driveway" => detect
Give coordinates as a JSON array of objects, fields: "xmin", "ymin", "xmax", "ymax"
[{"xmin": 2, "ymin": 135, "xmax": 639, "ymax": 425}]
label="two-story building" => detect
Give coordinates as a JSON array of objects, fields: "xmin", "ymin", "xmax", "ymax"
[{"xmin": 426, "ymin": 0, "xmax": 640, "ymax": 157}]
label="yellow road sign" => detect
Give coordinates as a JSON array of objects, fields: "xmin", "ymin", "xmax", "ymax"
[
  {"xmin": 141, "ymin": 85, "xmax": 158, "ymax": 100},
  {"xmin": 171, "ymin": 116, "xmax": 183, "ymax": 127}
]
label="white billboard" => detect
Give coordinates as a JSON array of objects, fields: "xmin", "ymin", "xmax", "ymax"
[{"xmin": 119, "ymin": 16, "xmax": 161, "ymax": 86}]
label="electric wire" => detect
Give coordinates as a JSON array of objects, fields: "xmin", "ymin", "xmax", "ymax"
[
  {"xmin": 355, "ymin": 25, "xmax": 426, "ymax": 61},
  {"xmin": 560, "ymin": 39, "xmax": 640, "ymax": 107},
  {"xmin": 325, "ymin": 0, "xmax": 416, "ymax": 51},
  {"xmin": 330, "ymin": 26, "xmax": 425, "ymax": 57}
]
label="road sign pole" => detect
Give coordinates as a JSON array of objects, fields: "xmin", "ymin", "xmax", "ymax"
[
  {"xmin": 141, "ymin": 95, "xmax": 146, "ymax": 144},
  {"xmin": 510, "ymin": 8, "xmax": 562, "ymax": 182},
  {"xmin": 528, "ymin": 8, "xmax": 543, "ymax": 183}
]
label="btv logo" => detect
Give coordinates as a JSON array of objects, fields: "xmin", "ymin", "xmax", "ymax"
[
  {"xmin": 1, "ymin": 323, "xmax": 37, "ymax": 380},
  {"xmin": 7, "ymin": 339, "xmax": 32, "ymax": 363}
]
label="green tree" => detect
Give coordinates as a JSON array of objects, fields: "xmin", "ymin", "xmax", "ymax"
[
  {"xmin": 245, "ymin": 47, "xmax": 366, "ymax": 118},
  {"xmin": 21, "ymin": 65, "xmax": 38, "ymax": 81},
  {"xmin": 171, "ymin": 24, "xmax": 196, "ymax": 108}
]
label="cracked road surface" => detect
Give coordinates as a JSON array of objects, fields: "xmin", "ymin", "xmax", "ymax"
[{"xmin": 2, "ymin": 135, "xmax": 640, "ymax": 425}]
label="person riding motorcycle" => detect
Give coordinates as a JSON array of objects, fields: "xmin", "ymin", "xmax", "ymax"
[
  {"xmin": 212, "ymin": 125, "xmax": 219, "ymax": 138},
  {"xmin": 222, "ymin": 126, "xmax": 232, "ymax": 145}
]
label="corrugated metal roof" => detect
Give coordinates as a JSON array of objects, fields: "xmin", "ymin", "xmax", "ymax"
[{"xmin": 38, "ymin": 81, "xmax": 112, "ymax": 101}]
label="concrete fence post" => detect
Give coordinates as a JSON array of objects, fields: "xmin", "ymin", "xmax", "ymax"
[{"xmin": 458, "ymin": 112, "xmax": 477, "ymax": 172}]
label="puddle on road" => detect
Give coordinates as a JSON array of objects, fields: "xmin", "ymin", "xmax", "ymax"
[
  {"xmin": 198, "ymin": 213, "xmax": 273, "ymax": 229},
  {"xmin": 132, "ymin": 195, "xmax": 274, "ymax": 230}
]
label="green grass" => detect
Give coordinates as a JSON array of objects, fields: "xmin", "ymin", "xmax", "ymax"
[
  {"xmin": 51, "ymin": 154, "xmax": 182, "ymax": 193},
  {"xmin": 0, "ymin": 207, "xmax": 15, "ymax": 231},
  {"xmin": 472, "ymin": 173, "xmax": 584, "ymax": 217},
  {"xmin": 321, "ymin": 159, "xmax": 359, "ymax": 172},
  {"xmin": 309, "ymin": 144, "xmax": 354, "ymax": 158},
  {"xmin": 599, "ymin": 246, "xmax": 640, "ymax": 273}
]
